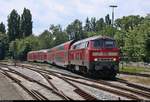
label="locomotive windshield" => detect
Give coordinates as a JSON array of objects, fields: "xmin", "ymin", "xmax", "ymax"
[{"xmin": 93, "ymin": 39, "xmax": 116, "ymax": 48}]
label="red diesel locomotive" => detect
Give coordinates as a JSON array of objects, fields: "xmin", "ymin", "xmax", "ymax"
[{"xmin": 27, "ymin": 36, "xmax": 120, "ymax": 78}]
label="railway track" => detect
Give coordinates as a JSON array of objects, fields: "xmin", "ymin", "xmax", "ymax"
[
  {"xmin": 1, "ymin": 62, "xmax": 150, "ymax": 100},
  {"xmin": 21, "ymin": 63, "xmax": 150, "ymax": 91},
  {"xmin": 22, "ymin": 63, "xmax": 150, "ymax": 99},
  {"xmin": 0, "ymin": 67, "xmax": 72, "ymax": 100},
  {"xmin": 0, "ymin": 70, "xmax": 49, "ymax": 100},
  {"xmin": 38, "ymin": 71, "xmax": 97, "ymax": 100},
  {"xmin": 0, "ymin": 64, "xmax": 97, "ymax": 100},
  {"xmin": 30, "ymin": 62, "xmax": 150, "ymax": 78},
  {"xmin": 14, "ymin": 63, "xmax": 150, "ymax": 100}
]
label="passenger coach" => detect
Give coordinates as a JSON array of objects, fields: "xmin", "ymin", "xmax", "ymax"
[{"xmin": 27, "ymin": 49, "xmax": 49, "ymax": 62}]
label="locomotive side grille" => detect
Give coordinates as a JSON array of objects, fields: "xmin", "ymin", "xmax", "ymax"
[{"xmin": 92, "ymin": 52, "xmax": 118, "ymax": 56}]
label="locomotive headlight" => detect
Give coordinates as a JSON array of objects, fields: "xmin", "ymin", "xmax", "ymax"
[
  {"xmin": 94, "ymin": 58, "xmax": 98, "ymax": 61},
  {"xmin": 113, "ymin": 58, "xmax": 117, "ymax": 61}
]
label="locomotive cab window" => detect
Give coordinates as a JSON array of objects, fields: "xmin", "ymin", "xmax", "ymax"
[
  {"xmin": 104, "ymin": 39, "xmax": 116, "ymax": 48},
  {"xmin": 93, "ymin": 39, "xmax": 103, "ymax": 48},
  {"xmin": 92, "ymin": 39, "xmax": 116, "ymax": 48}
]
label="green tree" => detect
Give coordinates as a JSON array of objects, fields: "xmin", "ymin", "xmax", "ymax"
[
  {"xmin": 9, "ymin": 41, "xmax": 16, "ymax": 59},
  {"xmin": 24, "ymin": 35, "xmax": 41, "ymax": 51},
  {"xmin": 105, "ymin": 14, "xmax": 111, "ymax": 25},
  {"xmin": 114, "ymin": 30, "xmax": 126, "ymax": 47},
  {"xmin": 66, "ymin": 19, "xmax": 84, "ymax": 40},
  {"xmin": 84, "ymin": 17, "xmax": 91, "ymax": 32},
  {"xmin": 17, "ymin": 40, "xmax": 32, "ymax": 61},
  {"xmin": 7, "ymin": 9, "xmax": 20, "ymax": 41},
  {"xmin": 115, "ymin": 15, "xmax": 144, "ymax": 31},
  {"xmin": 145, "ymin": 33, "xmax": 150, "ymax": 62},
  {"xmin": 90, "ymin": 17, "xmax": 96, "ymax": 32},
  {"xmin": 9, "ymin": 35, "xmax": 40, "ymax": 61},
  {"xmin": 50, "ymin": 25, "xmax": 68, "ymax": 46},
  {"xmin": 96, "ymin": 18, "xmax": 105, "ymax": 32},
  {"xmin": 0, "ymin": 22, "xmax": 6, "ymax": 33},
  {"xmin": 39, "ymin": 30, "xmax": 53, "ymax": 49},
  {"xmin": 103, "ymin": 25, "xmax": 115, "ymax": 37},
  {"xmin": 20, "ymin": 8, "xmax": 33, "ymax": 37},
  {"xmin": 115, "ymin": 15, "xmax": 149, "ymax": 62},
  {"xmin": 140, "ymin": 18, "xmax": 150, "ymax": 62},
  {"xmin": 0, "ymin": 32, "xmax": 9, "ymax": 60},
  {"xmin": 124, "ymin": 31, "xmax": 145, "ymax": 62}
]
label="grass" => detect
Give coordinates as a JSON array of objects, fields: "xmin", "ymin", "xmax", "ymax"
[
  {"xmin": 119, "ymin": 66, "xmax": 150, "ymax": 73},
  {"xmin": 119, "ymin": 75, "xmax": 150, "ymax": 86}
]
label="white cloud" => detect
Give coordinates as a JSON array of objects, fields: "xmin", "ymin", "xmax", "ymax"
[{"xmin": 0, "ymin": 0, "xmax": 149, "ymax": 35}]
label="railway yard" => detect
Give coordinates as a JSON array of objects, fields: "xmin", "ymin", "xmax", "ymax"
[
  {"xmin": 0, "ymin": 61, "xmax": 150, "ymax": 100},
  {"xmin": 0, "ymin": 0, "xmax": 150, "ymax": 101}
]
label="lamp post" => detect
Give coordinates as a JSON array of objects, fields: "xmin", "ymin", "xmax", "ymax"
[{"xmin": 109, "ymin": 5, "xmax": 118, "ymax": 37}]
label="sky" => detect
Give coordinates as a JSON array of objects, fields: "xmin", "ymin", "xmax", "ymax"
[{"xmin": 0, "ymin": 0, "xmax": 150, "ymax": 35}]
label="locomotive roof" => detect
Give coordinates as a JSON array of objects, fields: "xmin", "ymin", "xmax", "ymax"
[
  {"xmin": 39, "ymin": 49, "xmax": 50, "ymax": 52},
  {"xmin": 73, "ymin": 35, "xmax": 114, "ymax": 45},
  {"xmin": 28, "ymin": 49, "xmax": 50, "ymax": 53},
  {"xmin": 51, "ymin": 40, "xmax": 74, "ymax": 49}
]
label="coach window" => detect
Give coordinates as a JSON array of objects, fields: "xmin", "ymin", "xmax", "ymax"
[
  {"xmin": 93, "ymin": 39, "xmax": 103, "ymax": 48},
  {"xmin": 73, "ymin": 45, "xmax": 77, "ymax": 49},
  {"xmin": 74, "ymin": 43, "xmax": 80, "ymax": 49},
  {"xmin": 80, "ymin": 42, "xmax": 86, "ymax": 49},
  {"xmin": 79, "ymin": 42, "xmax": 89, "ymax": 49},
  {"xmin": 58, "ymin": 46, "xmax": 64, "ymax": 50},
  {"xmin": 77, "ymin": 43, "xmax": 80, "ymax": 49}
]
